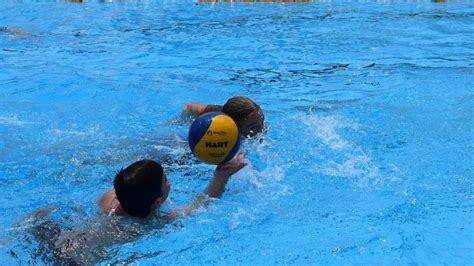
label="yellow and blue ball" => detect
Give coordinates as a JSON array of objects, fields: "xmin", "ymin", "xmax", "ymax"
[{"xmin": 188, "ymin": 112, "xmax": 241, "ymax": 165}]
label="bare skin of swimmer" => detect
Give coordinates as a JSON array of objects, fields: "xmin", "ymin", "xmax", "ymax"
[
  {"xmin": 97, "ymin": 150, "xmax": 248, "ymax": 220},
  {"xmin": 184, "ymin": 103, "xmax": 264, "ymax": 138}
]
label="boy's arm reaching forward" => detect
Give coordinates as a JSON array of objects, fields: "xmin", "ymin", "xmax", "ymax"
[
  {"xmin": 204, "ymin": 150, "xmax": 247, "ymax": 198},
  {"xmin": 166, "ymin": 151, "xmax": 247, "ymax": 220},
  {"xmin": 183, "ymin": 103, "xmax": 223, "ymax": 116},
  {"xmin": 183, "ymin": 103, "xmax": 207, "ymax": 116}
]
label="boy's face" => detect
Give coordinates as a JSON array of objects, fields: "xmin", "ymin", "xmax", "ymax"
[{"xmin": 241, "ymin": 113, "xmax": 264, "ymax": 138}]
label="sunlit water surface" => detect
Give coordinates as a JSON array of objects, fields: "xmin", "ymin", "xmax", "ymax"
[{"xmin": 0, "ymin": 0, "xmax": 473, "ymax": 264}]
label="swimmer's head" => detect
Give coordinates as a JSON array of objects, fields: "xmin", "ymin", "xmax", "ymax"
[
  {"xmin": 113, "ymin": 160, "xmax": 170, "ymax": 217},
  {"xmin": 222, "ymin": 96, "xmax": 265, "ymax": 138}
]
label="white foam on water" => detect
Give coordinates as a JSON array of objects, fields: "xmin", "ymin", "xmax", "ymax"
[
  {"xmin": 153, "ymin": 134, "xmax": 189, "ymax": 155},
  {"xmin": 301, "ymin": 114, "xmax": 358, "ymax": 150},
  {"xmin": 153, "ymin": 144, "xmax": 181, "ymax": 155},
  {"xmin": 242, "ymin": 165, "xmax": 265, "ymax": 188},
  {"xmin": 0, "ymin": 116, "xmax": 36, "ymax": 126},
  {"xmin": 47, "ymin": 127, "xmax": 100, "ymax": 136},
  {"xmin": 294, "ymin": 113, "xmax": 392, "ymax": 189},
  {"xmin": 229, "ymin": 206, "xmax": 251, "ymax": 230},
  {"xmin": 226, "ymin": 138, "xmax": 292, "ymax": 208}
]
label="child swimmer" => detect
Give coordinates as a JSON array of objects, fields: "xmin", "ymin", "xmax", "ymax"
[
  {"xmin": 22, "ymin": 152, "xmax": 247, "ymax": 264},
  {"xmin": 97, "ymin": 150, "xmax": 248, "ymax": 219},
  {"xmin": 184, "ymin": 96, "xmax": 265, "ymax": 138}
]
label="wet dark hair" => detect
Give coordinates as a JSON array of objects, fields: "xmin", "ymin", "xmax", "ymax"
[
  {"xmin": 222, "ymin": 96, "xmax": 264, "ymax": 127},
  {"xmin": 113, "ymin": 160, "xmax": 164, "ymax": 218}
]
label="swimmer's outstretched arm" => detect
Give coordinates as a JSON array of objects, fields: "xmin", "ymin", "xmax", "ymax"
[
  {"xmin": 204, "ymin": 150, "xmax": 247, "ymax": 198},
  {"xmin": 183, "ymin": 103, "xmax": 208, "ymax": 116},
  {"xmin": 183, "ymin": 103, "xmax": 223, "ymax": 116},
  {"xmin": 166, "ymin": 150, "xmax": 247, "ymax": 219}
]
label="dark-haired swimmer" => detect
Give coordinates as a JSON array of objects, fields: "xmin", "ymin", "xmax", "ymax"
[
  {"xmin": 18, "ymin": 153, "xmax": 247, "ymax": 264},
  {"xmin": 184, "ymin": 96, "xmax": 265, "ymax": 138},
  {"xmin": 14, "ymin": 144, "xmax": 245, "ymax": 264},
  {"xmin": 97, "ymin": 150, "xmax": 247, "ymax": 219}
]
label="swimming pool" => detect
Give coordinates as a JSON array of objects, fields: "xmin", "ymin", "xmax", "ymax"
[{"xmin": 1, "ymin": 0, "xmax": 473, "ymax": 264}]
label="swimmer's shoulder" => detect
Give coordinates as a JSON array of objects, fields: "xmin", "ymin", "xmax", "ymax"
[{"xmin": 97, "ymin": 190, "xmax": 115, "ymax": 213}]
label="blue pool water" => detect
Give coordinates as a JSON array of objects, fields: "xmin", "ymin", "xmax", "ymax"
[{"xmin": 1, "ymin": 0, "xmax": 473, "ymax": 264}]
